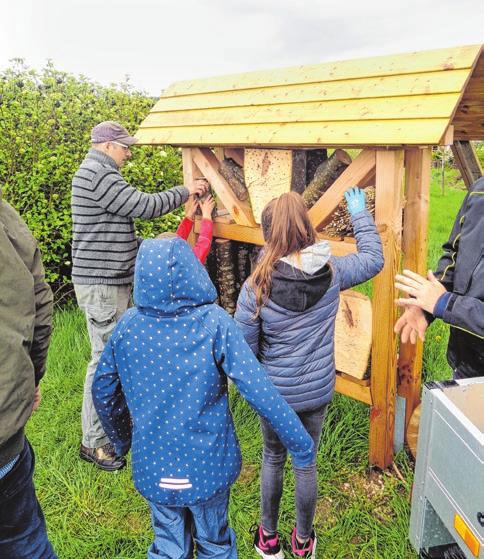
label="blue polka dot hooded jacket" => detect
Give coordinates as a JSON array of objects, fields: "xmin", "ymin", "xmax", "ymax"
[{"xmin": 92, "ymin": 237, "xmax": 314, "ymax": 506}]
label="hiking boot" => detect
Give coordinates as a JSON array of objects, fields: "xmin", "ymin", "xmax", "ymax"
[
  {"xmin": 252, "ymin": 524, "xmax": 285, "ymax": 558},
  {"xmin": 291, "ymin": 527, "xmax": 317, "ymax": 558},
  {"xmin": 80, "ymin": 442, "xmax": 126, "ymax": 471}
]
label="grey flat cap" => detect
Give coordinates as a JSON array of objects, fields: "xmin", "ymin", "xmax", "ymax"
[{"xmin": 90, "ymin": 121, "xmax": 138, "ymax": 146}]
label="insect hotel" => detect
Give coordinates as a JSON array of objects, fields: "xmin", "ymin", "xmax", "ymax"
[{"xmin": 135, "ymin": 44, "xmax": 484, "ymax": 468}]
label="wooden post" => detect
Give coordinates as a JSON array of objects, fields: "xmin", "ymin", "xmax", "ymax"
[
  {"xmin": 181, "ymin": 148, "xmax": 203, "ymax": 246},
  {"xmin": 397, "ymin": 148, "xmax": 431, "ymax": 430},
  {"xmin": 369, "ymin": 149, "xmax": 404, "ymax": 469},
  {"xmin": 451, "ymin": 140, "xmax": 483, "ymax": 189}
]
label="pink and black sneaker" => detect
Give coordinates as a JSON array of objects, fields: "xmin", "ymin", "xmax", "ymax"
[
  {"xmin": 291, "ymin": 527, "xmax": 317, "ymax": 558},
  {"xmin": 253, "ymin": 524, "xmax": 285, "ymax": 558}
]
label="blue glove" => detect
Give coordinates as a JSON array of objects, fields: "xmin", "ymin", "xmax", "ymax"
[{"xmin": 344, "ymin": 187, "xmax": 366, "ymax": 216}]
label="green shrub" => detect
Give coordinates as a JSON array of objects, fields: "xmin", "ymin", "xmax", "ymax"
[{"xmin": 0, "ymin": 60, "xmax": 183, "ymax": 288}]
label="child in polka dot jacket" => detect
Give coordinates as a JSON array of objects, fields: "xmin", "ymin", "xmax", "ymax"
[{"xmin": 92, "ymin": 236, "xmax": 315, "ymax": 559}]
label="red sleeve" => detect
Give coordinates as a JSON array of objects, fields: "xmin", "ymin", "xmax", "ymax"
[
  {"xmin": 176, "ymin": 217, "xmax": 194, "ymax": 240},
  {"xmin": 193, "ymin": 219, "xmax": 213, "ymax": 264}
]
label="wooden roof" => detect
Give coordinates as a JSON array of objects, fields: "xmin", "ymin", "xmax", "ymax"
[{"xmin": 136, "ymin": 44, "xmax": 483, "ymax": 147}]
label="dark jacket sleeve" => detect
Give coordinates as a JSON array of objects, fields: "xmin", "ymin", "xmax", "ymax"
[
  {"xmin": 92, "ymin": 335, "xmax": 132, "ymax": 456},
  {"xmin": 441, "ymin": 291, "xmax": 484, "ymax": 339},
  {"xmin": 93, "ymin": 169, "xmax": 189, "ymax": 220},
  {"xmin": 213, "ymin": 311, "xmax": 315, "ymax": 468},
  {"xmin": 30, "ymin": 247, "xmax": 54, "ymax": 385},
  {"xmin": 330, "ymin": 210, "xmax": 384, "ymax": 291},
  {"xmin": 433, "ymin": 193, "xmax": 469, "ymax": 291},
  {"xmin": 234, "ymin": 282, "xmax": 261, "ymax": 357}
]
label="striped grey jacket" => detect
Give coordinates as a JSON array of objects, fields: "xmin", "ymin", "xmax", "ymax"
[{"xmin": 71, "ymin": 148, "xmax": 189, "ymax": 285}]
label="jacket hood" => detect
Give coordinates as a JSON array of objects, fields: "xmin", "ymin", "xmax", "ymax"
[
  {"xmin": 270, "ymin": 241, "xmax": 333, "ymax": 313},
  {"xmin": 280, "ymin": 240, "xmax": 331, "ymax": 274},
  {"xmin": 133, "ymin": 237, "xmax": 217, "ymax": 314}
]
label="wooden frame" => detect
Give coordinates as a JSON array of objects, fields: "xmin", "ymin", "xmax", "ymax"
[{"xmin": 183, "ymin": 146, "xmax": 431, "ymax": 469}]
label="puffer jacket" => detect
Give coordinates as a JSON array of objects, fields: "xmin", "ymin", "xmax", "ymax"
[
  {"xmin": 92, "ymin": 237, "xmax": 314, "ymax": 507},
  {"xmin": 0, "ymin": 194, "xmax": 53, "ymax": 467},
  {"xmin": 235, "ymin": 210, "xmax": 384, "ymax": 412},
  {"xmin": 433, "ymin": 176, "xmax": 484, "ymax": 377}
]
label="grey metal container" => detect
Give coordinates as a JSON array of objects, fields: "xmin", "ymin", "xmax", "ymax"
[{"xmin": 410, "ymin": 378, "xmax": 484, "ymax": 558}]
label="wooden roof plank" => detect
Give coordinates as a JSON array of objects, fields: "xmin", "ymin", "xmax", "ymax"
[
  {"xmin": 150, "ymin": 69, "xmax": 469, "ymax": 113},
  {"xmin": 163, "ymin": 45, "xmax": 481, "ymax": 97},
  {"xmin": 142, "ymin": 94, "xmax": 458, "ymax": 128},
  {"xmin": 135, "ymin": 119, "xmax": 450, "ymax": 147}
]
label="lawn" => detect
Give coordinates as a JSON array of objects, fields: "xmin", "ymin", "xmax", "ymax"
[{"xmin": 27, "ymin": 169, "xmax": 467, "ymax": 558}]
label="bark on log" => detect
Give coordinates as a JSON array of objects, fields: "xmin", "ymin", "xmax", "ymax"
[
  {"xmin": 306, "ymin": 149, "xmax": 328, "ymax": 185},
  {"xmin": 215, "ymin": 239, "xmax": 237, "ymax": 315},
  {"xmin": 234, "ymin": 242, "xmax": 252, "ymax": 290},
  {"xmin": 218, "ymin": 158, "xmax": 249, "ymax": 201},
  {"xmin": 303, "ymin": 149, "xmax": 352, "ymax": 208},
  {"xmin": 290, "ymin": 150, "xmax": 307, "ymax": 194},
  {"xmin": 321, "ymin": 186, "xmax": 376, "ymax": 238},
  {"xmin": 205, "ymin": 244, "xmax": 220, "ymax": 305}
]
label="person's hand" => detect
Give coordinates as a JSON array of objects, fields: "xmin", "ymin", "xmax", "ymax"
[
  {"xmin": 184, "ymin": 196, "xmax": 199, "ymax": 220},
  {"xmin": 187, "ymin": 178, "xmax": 209, "ymax": 197},
  {"xmin": 394, "ymin": 305, "xmax": 429, "ymax": 344},
  {"xmin": 344, "ymin": 187, "xmax": 366, "ymax": 216},
  {"xmin": 395, "ymin": 269, "xmax": 447, "ymax": 314},
  {"xmin": 32, "ymin": 386, "xmax": 42, "ymax": 412},
  {"xmin": 201, "ymin": 195, "xmax": 216, "ymax": 220}
]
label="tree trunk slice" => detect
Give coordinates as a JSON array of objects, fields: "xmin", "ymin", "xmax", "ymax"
[
  {"xmin": 303, "ymin": 149, "xmax": 352, "ymax": 208},
  {"xmin": 406, "ymin": 403, "xmax": 421, "ymax": 458}
]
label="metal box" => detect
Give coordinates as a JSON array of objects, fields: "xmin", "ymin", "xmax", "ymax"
[{"xmin": 410, "ymin": 378, "xmax": 484, "ymax": 558}]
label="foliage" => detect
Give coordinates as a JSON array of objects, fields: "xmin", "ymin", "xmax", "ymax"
[{"xmin": 0, "ymin": 60, "xmax": 183, "ymax": 287}]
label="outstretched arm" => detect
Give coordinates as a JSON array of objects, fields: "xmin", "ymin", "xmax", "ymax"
[
  {"xmin": 92, "ymin": 338, "xmax": 132, "ymax": 456},
  {"xmin": 213, "ymin": 313, "xmax": 314, "ymax": 468},
  {"xmin": 331, "ymin": 188, "xmax": 384, "ymax": 291}
]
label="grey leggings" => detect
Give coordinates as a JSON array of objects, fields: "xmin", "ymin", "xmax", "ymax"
[{"xmin": 260, "ymin": 404, "xmax": 328, "ymax": 539}]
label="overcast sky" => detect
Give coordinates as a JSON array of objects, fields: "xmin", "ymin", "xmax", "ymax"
[{"xmin": 1, "ymin": 0, "xmax": 482, "ymax": 96}]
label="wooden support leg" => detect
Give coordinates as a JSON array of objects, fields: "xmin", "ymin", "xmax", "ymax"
[
  {"xmin": 369, "ymin": 149, "xmax": 404, "ymax": 469},
  {"xmin": 451, "ymin": 140, "xmax": 483, "ymax": 189},
  {"xmin": 397, "ymin": 148, "xmax": 431, "ymax": 430},
  {"xmin": 182, "ymin": 148, "xmax": 203, "ymax": 247}
]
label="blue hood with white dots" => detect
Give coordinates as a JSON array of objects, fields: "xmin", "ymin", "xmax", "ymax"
[
  {"xmin": 92, "ymin": 238, "xmax": 314, "ymax": 507},
  {"xmin": 133, "ymin": 237, "xmax": 217, "ymax": 313}
]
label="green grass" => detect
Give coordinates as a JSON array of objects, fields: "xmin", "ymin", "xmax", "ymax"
[{"xmin": 27, "ymin": 169, "xmax": 467, "ymax": 558}]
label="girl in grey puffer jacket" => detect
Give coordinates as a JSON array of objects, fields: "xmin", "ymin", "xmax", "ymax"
[{"xmin": 235, "ymin": 188, "xmax": 383, "ymax": 559}]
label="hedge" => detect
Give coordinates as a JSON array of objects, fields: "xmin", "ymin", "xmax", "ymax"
[{"xmin": 0, "ymin": 60, "xmax": 184, "ymax": 289}]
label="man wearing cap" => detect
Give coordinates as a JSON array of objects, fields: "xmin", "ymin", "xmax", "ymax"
[{"xmin": 72, "ymin": 120, "xmax": 207, "ymax": 471}]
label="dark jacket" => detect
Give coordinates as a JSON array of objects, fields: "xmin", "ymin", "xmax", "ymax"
[
  {"xmin": 0, "ymin": 195, "xmax": 53, "ymax": 467},
  {"xmin": 92, "ymin": 237, "xmax": 314, "ymax": 507},
  {"xmin": 434, "ymin": 176, "xmax": 484, "ymax": 377},
  {"xmin": 235, "ymin": 210, "xmax": 384, "ymax": 412}
]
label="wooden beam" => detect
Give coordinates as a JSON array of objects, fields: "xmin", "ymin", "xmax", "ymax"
[
  {"xmin": 335, "ymin": 373, "xmax": 373, "ymax": 406},
  {"xmin": 191, "ymin": 147, "xmax": 257, "ymax": 227},
  {"xmin": 224, "ymin": 148, "xmax": 244, "ymax": 166},
  {"xmin": 439, "ymin": 124, "xmax": 454, "ymax": 146},
  {"xmin": 397, "ymin": 147, "xmax": 431, "ymax": 432},
  {"xmin": 308, "ymin": 149, "xmax": 376, "ymax": 230},
  {"xmin": 451, "ymin": 140, "xmax": 483, "ymax": 189},
  {"xmin": 193, "ymin": 218, "xmax": 358, "ymax": 256},
  {"xmin": 181, "ymin": 148, "xmax": 203, "ymax": 247},
  {"xmin": 369, "ymin": 149, "xmax": 404, "ymax": 469}
]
